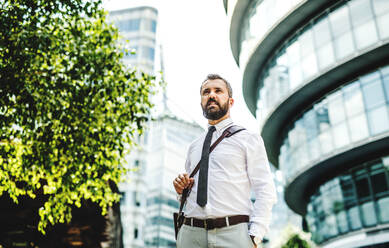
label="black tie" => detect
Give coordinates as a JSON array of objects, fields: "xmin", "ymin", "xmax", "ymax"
[{"xmin": 197, "ymin": 125, "xmax": 216, "ymax": 207}]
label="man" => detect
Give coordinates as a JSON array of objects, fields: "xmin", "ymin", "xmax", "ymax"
[{"xmin": 173, "ymin": 74, "xmax": 277, "ymax": 248}]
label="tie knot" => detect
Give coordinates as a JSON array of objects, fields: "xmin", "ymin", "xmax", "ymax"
[{"xmin": 208, "ymin": 126, "xmax": 216, "ymax": 133}]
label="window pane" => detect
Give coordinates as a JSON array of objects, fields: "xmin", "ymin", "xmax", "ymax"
[
  {"xmin": 377, "ymin": 13, "xmax": 389, "ymax": 40},
  {"xmin": 330, "ymin": 5, "xmax": 351, "ymax": 37},
  {"xmin": 333, "ymin": 123, "xmax": 350, "ymax": 149},
  {"xmin": 372, "ymin": 0, "xmax": 389, "ymax": 16},
  {"xmin": 348, "ymin": 206, "xmax": 362, "ymax": 230},
  {"xmin": 362, "ymin": 78, "xmax": 385, "ymax": 110},
  {"xmin": 289, "ymin": 63, "xmax": 303, "ymax": 89},
  {"xmin": 328, "ymin": 92, "xmax": 346, "ymax": 124},
  {"xmin": 348, "ymin": 113, "xmax": 369, "ymax": 142},
  {"xmin": 316, "ymin": 101, "xmax": 331, "ymax": 132},
  {"xmin": 353, "ymin": 20, "xmax": 378, "ymax": 50},
  {"xmin": 367, "ymin": 105, "xmax": 389, "ymax": 135},
  {"xmin": 303, "ymin": 109, "xmax": 319, "ymax": 140},
  {"xmin": 319, "ymin": 130, "xmax": 333, "ymax": 154},
  {"xmin": 308, "ymin": 137, "xmax": 321, "ymax": 162},
  {"xmin": 371, "ymin": 172, "xmax": 388, "ymax": 194},
  {"xmin": 334, "ymin": 32, "xmax": 355, "ymax": 60},
  {"xmin": 378, "ymin": 197, "xmax": 389, "ymax": 223},
  {"xmin": 343, "ymin": 83, "xmax": 364, "ymax": 117},
  {"xmin": 301, "ymin": 53, "xmax": 318, "ymax": 79},
  {"xmin": 342, "ymin": 178, "xmax": 357, "ymax": 207},
  {"xmin": 349, "ymin": 0, "xmax": 374, "ymax": 26},
  {"xmin": 336, "ymin": 211, "xmax": 349, "ymax": 233},
  {"xmin": 313, "ymin": 17, "xmax": 332, "ymax": 48},
  {"xmin": 287, "ymin": 39, "xmax": 301, "ymax": 64},
  {"xmin": 324, "ymin": 214, "xmax": 338, "ymax": 237},
  {"xmin": 361, "ymin": 201, "xmax": 377, "ymax": 226},
  {"xmin": 300, "ymin": 29, "xmax": 315, "ymax": 57},
  {"xmin": 355, "ymin": 177, "xmax": 370, "ymax": 199},
  {"xmin": 317, "ymin": 43, "xmax": 335, "ymax": 70}
]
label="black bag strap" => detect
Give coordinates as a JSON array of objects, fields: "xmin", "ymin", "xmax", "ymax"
[{"xmin": 178, "ymin": 125, "xmax": 245, "ymax": 213}]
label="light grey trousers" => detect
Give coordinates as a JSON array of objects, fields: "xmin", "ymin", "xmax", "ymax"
[{"xmin": 176, "ymin": 222, "xmax": 255, "ymax": 248}]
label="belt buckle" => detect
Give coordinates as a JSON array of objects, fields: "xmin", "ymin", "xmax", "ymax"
[{"xmin": 205, "ymin": 219, "xmax": 215, "ymax": 230}]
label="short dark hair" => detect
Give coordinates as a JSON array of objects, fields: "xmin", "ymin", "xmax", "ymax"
[{"xmin": 200, "ymin": 74, "xmax": 233, "ymax": 98}]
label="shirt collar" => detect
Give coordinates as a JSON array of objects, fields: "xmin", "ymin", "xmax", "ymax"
[{"xmin": 208, "ymin": 117, "xmax": 233, "ymax": 133}]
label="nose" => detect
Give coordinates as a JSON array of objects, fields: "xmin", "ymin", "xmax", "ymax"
[{"xmin": 209, "ymin": 90, "xmax": 217, "ymax": 98}]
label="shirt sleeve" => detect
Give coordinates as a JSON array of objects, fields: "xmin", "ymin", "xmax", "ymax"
[{"xmin": 246, "ymin": 133, "xmax": 277, "ymax": 240}]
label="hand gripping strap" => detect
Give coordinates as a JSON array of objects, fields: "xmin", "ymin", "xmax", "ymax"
[{"xmin": 178, "ymin": 125, "xmax": 245, "ymax": 213}]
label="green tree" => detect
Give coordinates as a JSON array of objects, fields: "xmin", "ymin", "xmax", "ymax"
[
  {"xmin": 0, "ymin": 0, "xmax": 157, "ymax": 234},
  {"xmin": 281, "ymin": 234, "xmax": 311, "ymax": 248}
]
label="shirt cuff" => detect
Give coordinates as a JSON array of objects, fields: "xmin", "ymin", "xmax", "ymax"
[{"xmin": 248, "ymin": 222, "xmax": 266, "ymax": 241}]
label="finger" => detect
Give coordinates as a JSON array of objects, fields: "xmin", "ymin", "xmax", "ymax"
[
  {"xmin": 183, "ymin": 174, "xmax": 191, "ymax": 185},
  {"xmin": 173, "ymin": 180, "xmax": 184, "ymax": 192},
  {"xmin": 179, "ymin": 174, "xmax": 188, "ymax": 185},
  {"xmin": 175, "ymin": 177, "xmax": 186, "ymax": 188}
]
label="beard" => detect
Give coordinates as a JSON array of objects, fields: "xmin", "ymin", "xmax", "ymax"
[{"xmin": 202, "ymin": 98, "xmax": 229, "ymax": 120}]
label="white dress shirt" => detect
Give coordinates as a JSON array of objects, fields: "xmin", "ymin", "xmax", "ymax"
[{"xmin": 182, "ymin": 118, "xmax": 277, "ymax": 240}]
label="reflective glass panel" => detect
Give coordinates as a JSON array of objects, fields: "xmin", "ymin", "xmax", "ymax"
[
  {"xmin": 336, "ymin": 211, "xmax": 349, "ymax": 233},
  {"xmin": 372, "ymin": 0, "xmax": 389, "ymax": 16},
  {"xmin": 308, "ymin": 137, "xmax": 321, "ymax": 162},
  {"xmin": 355, "ymin": 177, "xmax": 370, "ymax": 199},
  {"xmin": 319, "ymin": 130, "xmax": 333, "ymax": 155},
  {"xmin": 303, "ymin": 109, "xmax": 319, "ymax": 140},
  {"xmin": 313, "ymin": 17, "xmax": 332, "ymax": 48},
  {"xmin": 329, "ymin": 5, "xmax": 351, "ymax": 38},
  {"xmin": 371, "ymin": 172, "xmax": 388, "ymax": 195},
  {"xmin": 287, "ymin": 39, "xmax": 301, "ymax": 64},
  {"xmin": 317, "ymin": 43, "xmax": 335, "ymax": 70},
  {"xmin": 361, "ymin": 201, "xmax": 377, "ymax": 226},
  {"xmin": 289, "ymin": 63, "xmax": 303, "ymax": 88},
  {"xmin": 362, "ymin": 78, "xmax": 386, "ymax": 110},
  {"xmin": 301, "ymin": 53, "xmax": 318, "ymax": 79},
  {"xmin": 333, "ymin": 123, "xmax": 350, "ymax": 149},
  {"xmin": 299, "ymin": 29, "xmax": 315, "ymax": 57},
  {"xmin": 343, "ymin": 82, "xmax": 364, "ymax": 117},
  {"xmin": 328, "ymin": 92, "xmax": 346, "ymax": 125},
  {"xmin": 349, "ymin": 0, "xmax": 374, "ymax": 27},
  {"xmin": 353, "ymin": 20, "xmax": 378, "ymax": 50},
  {"xmin": 349, "ymin": 206, "xmax": 362, "ymax": 230},
  {"xmin": 367, "ymin": 105, "xmax": 389, "ymax": 135},
  {"xmin": 378, "ymin": 197, "xmax": 389, "ymax": 222},
  {"xmin": 334, "ymin": 32, "xmax": 355, "ymax": 60},
  {"xmin": 348, "ymin": 113, "xmax": 369, "ymax": 142},
  {"xmin": 376, "ymin": 13, "xmax": 389, "ymax": 39}
]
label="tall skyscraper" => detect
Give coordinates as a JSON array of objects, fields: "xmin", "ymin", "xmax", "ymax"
[
  {"xmin": 225, "ymin": 0, "xmax": 389, "ymax": 247},
  {"xmin": 108, "ymin": 6, "xmax": 158, "ymax": 248},
  {"xmin": 143, "ymin": 114, "xmax": 203, "ymax": 247}
]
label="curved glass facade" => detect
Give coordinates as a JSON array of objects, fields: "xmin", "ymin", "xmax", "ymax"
[
  {"xmin": 306, "ymin": 156, "xmax": 389, "ymax": 243},
  {"xmin": 239, "ymin": 0, "xmax": 303, "ymax": 66},
  {"xmin": 256, "ymin": 0, "xmax": 389, "ymax": 119},
  {"xmin": 279, "ymin": 65, "xmax": 389, "ymax": 182}
]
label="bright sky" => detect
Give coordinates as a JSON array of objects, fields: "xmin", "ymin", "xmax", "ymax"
[{"xmin": 103, "ymin": 0, "xmax": 259, "ymax": 132}]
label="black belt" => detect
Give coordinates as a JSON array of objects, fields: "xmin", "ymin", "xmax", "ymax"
[{"xmin": 183, "ymin": 215, "xmax": 249, "ymax": 230}]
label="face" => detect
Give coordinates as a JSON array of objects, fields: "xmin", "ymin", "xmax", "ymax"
[{"xmin": 200, "ymin": 79, "xmax": 233, "ymax": 120}]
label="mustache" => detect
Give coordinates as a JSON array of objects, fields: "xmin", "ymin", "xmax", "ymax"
[{"xmin": 206, "ymin": 98, "xmax": 219, "ymax": 107}]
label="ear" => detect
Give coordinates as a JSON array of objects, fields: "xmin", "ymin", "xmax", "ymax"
[{"xmin": 229, "ymin": 98, "xmax": 234, "ymax": 107}]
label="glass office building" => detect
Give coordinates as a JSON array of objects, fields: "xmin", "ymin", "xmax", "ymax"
[
  {"xmin": 109, "ymin": 6, "xmax": 157, "ymax": 75},
  {"xmin": 225, "ymin": 0, "xmax": 389, "ymax": 247},
  {"xmin": 108, "ymin": 6, "xmax": 158, "ymax": 248}
]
